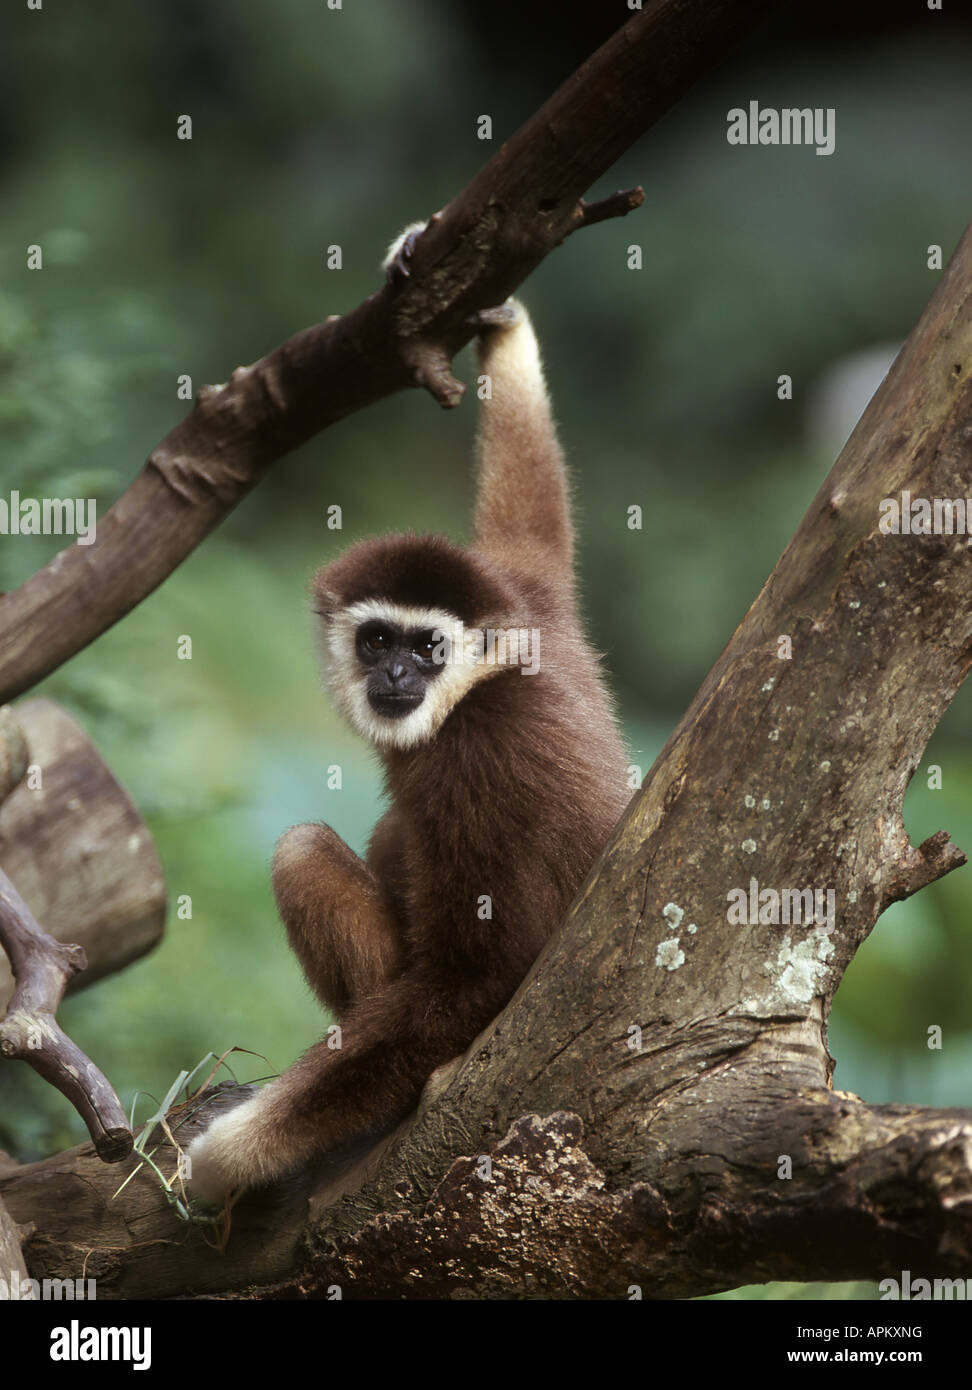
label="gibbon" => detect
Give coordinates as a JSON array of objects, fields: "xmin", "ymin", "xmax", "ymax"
[{"xmin": 187, "ymin": 236, "xmax": 630, "ymax": 1201}]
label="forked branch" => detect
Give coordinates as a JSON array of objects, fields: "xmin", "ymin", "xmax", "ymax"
[{"xmin": 0, "ymin": 868, "xmax": 132, "ymax": 1162}]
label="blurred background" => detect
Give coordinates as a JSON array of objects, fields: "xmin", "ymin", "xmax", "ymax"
[{"xmin": 1, "ymin": 0, "xmax": 970, "ymax": 1299}]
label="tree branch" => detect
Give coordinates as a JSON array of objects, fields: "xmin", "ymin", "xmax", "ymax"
[{"xmin": 0, "ymin": 868, "xmax": 132, "ymax": 1162}]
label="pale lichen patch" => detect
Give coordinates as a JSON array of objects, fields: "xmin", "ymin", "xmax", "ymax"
[
  {"xmin": 765, "ymin": 932, "xmax": 835, "ymax": 1005},
  {"xmin": 655, "ymin": 938, "xmax": 685, "ymax": 971}
]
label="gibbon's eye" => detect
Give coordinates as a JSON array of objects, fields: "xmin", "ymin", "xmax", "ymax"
[
  {"xmin": 361, "ymin": 626, "xmax": 393, "ymax": 654},
  {"xmin": 412, "ymin": 631, "xmax": 439, "ymax": 662}
]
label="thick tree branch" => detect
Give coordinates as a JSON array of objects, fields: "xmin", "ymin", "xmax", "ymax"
[
  {"xmin": 264, "ymin": 1100, "xmax": 972, "ymax": 1298},
  {"xmin": 0, "ymin": 0, "xmax": 778, "ymax": 704}
]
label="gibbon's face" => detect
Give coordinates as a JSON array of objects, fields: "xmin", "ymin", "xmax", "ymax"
[
  {"xmin": 356, "ymin": 617, "xmax": 443, "ymax": 718},
  {"xmin": 324, "ymin": 599, "xmax": 489, "ymax": 751}
]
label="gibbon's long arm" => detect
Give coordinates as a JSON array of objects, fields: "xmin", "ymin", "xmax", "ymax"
[
  {"xmin": 381, "ymin": 223, "xmax": 573, "ymax": 580},
  {"xmin": 472, "ymin": 305, "xmax": 574, "ymax": 581}
]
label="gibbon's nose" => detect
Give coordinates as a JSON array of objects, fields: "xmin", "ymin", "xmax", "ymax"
[{"xmin": 387, "ymin": 661, "xmax": 406, "ymax": 683}]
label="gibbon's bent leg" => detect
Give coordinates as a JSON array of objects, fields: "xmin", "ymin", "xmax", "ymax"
[
  {"xmin": 188, "ymin": 827, "xmax": 407, "ymax": 1203},
  {"xmin": 271, "ymin": 823, "xmax": 403, "ymax": 1015},
  {"xmin": 185, "ymin": 976, "xmax": 482, "ymax": 1203}
]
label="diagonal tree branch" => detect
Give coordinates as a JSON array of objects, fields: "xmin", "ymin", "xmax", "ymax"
[{"xmin": 0, "ymin": 0, "xmax": 779, "ymax": 705}]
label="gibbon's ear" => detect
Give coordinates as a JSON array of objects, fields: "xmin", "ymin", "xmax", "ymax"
[{"xmin": 311, "ymin": 582, "xmax": 340, "ymax": 624}]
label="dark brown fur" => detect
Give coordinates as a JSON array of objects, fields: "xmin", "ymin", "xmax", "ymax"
[{"xmin": 189, "ymin": 303, "xmax": 630, "ymax": 1194}]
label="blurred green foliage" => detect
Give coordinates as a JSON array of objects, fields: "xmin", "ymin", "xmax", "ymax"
[{"xmin": 0, "ymin": 1, "xmax": 970, "ymax": 1300}]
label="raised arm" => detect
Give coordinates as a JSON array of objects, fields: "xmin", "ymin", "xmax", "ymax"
[
  {"xmin": 472, "ymin": 302, "xmax": 574, "ymax": 581},
  {"xmin": 382, "ymin": 224, "xmax": 574, "ymax": 583}
]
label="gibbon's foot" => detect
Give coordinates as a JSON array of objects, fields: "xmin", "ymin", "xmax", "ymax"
[
  {"xmin": 383, "ymin": 212, "xmax": 441, "ymax": 284},
  {"xmin": 185, "ymin": 1093, "xmax": 276, "ymax": 1204}
]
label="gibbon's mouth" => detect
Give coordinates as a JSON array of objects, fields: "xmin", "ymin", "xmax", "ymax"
[{"xmin": 368, "ymin": 692, "xmax": 424, "ymax": 719}]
